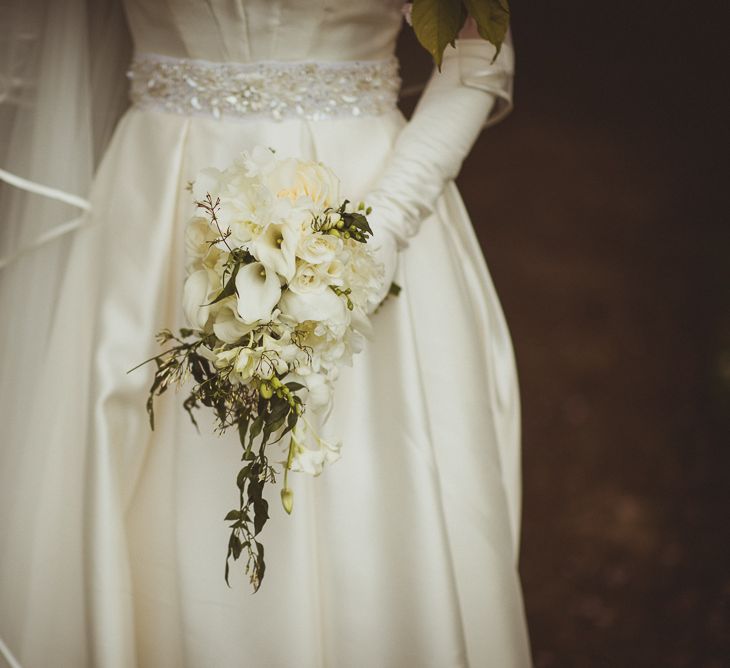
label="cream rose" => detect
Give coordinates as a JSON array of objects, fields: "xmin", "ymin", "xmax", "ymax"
[
  {"xmin": 297, "ymin": 233, "xmax": 342, "ymax": 265},
  {"xmin": 288, "ymin": 263, "xmax": 327, "ymax": 295}
]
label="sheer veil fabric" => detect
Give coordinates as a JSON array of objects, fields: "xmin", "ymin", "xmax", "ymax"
[
  {"xmin": 0, "ymin": 1, "xmax": 531, "ymax": 666},
  {"xmin": 0, "ymin": 1, "xmax": 130, "ymax": 666}
]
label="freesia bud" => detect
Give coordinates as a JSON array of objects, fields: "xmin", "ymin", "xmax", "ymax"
[{"xmin": 281, "ymin": 487, "xmax": 294, "ymax": 514}]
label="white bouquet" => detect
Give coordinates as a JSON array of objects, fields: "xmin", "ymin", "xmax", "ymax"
[{"xmin": 135, "ymin": 147, "xmax": 390, "ymax": 591}]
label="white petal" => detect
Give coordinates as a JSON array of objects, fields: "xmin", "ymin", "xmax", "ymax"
[
  {"xmin": 304, "ymin": 374, "xmax": 332, "ymax": 411},
  {"xmin": 234, "ymin": 262, "xmax": 281, "ymax": 324},
  {"xmin": 280, "ymin": 288, "xmax": 347, "ymax": 325},
  {"xmin": 350, "ymin": 306, "xmax": 374, "ymax": 339},
  {"xmin": 253, "ymin": 222, "xmax": 297, "ymax": 280},
  {"xmin": 182, "ymin": 269, "xmax": 211, "ymax": 329},
  {"xmin": 212, "ymin": 308, "xmax": 255, "ymax": 343},
  {"xmin": 192, "ymin": 168, "xmax": 223, "ymax": 201}
]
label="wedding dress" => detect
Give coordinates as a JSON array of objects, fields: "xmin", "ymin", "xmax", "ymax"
[{"xmin": 0, "ymin": 1, "xmax": 531, "ymax": 666}]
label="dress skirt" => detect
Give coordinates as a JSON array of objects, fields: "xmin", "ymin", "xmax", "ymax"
[{"xmin": 4, "ymin": 106, "xmax": 531, "ymax": 667}]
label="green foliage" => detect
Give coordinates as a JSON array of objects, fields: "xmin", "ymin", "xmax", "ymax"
[
  {"xmin": 206, "ymin": 261, "xmax": 240, "ymax": 306},
  {"xmin": 132, "ymin": 328, "xmax": 306, "ymax": 593},
  {"xmin": 412, "ymin": 0, "xmax": 466, "ymax": 68},
  {"xmin": 411, "ymin": 0, "xmax": 511, "ymax": 68},
  {"xmin": 313, "ymin": 200, "xmax": 374, "ymax": 243},
  {"xmin": 462, "ymin": 0, "xmax": 510, "ymax": 56}
]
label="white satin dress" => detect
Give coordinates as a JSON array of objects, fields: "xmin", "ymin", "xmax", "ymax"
[{"xmin": 0, "ymin": 1, "xmax": 531, "ymax": 667}]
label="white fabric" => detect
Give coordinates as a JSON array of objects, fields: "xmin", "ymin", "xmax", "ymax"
[
  {"xmin": 0, "ymin": 5, "xmax": 130, "ymax": 665},
  {"xmin": 0, "ymin": 2, "xmax": 530, "ymax": 667}
]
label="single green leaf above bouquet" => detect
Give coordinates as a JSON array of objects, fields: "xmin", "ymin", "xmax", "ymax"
[{"xmin": 407, "ymin": 0, "xmax": 510, "ymax": 68}]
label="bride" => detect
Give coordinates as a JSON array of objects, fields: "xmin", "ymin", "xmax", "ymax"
[{"xmin": 0, "ymin": 1, "xmax": 531, "ymax": 666}]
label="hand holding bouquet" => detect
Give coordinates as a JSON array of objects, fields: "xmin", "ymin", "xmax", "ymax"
[{"xmin": 135, "ymin": 147, "xmax": 388, "ymax": 591}]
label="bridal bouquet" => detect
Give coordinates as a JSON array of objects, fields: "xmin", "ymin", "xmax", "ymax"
[{"xmin": 136, "ymin": 147, "xmax": 384, "ymax": 591}]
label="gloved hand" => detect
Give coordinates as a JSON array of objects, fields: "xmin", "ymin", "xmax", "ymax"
[
  {"xmin": 365, "ymin": 35, "xmax": 514, "ymax": 248},
  {"xmin": 365, "ymin": 221, "xmax": 399, "ymax": 313}
]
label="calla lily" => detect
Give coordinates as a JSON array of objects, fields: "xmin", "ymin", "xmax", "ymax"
[
  {"xmin": 212, "ymin": 306, "xmax": 256, "ymax": 343},
  {"xmin": 280, "ymin": 288, "xmax": 347, "ymax": 326},
  {"xmin": 183, "ymin": 269, "xmax": 211, "ymax": 329},
  {"xmin": 252, "ymin": 221, "xmax": 298, "ymax": 280},
  {"xmin": 234, "ymin": 261, "xmax": 281, "ymax": 324}
]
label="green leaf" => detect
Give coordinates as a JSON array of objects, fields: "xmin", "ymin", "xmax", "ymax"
[
  {"xmin": 268, "ymin": 397, "xmax": 290, "ymax": 424},
  {"xmin": 342, "ymin": 211, "xmax": 373, "ymax": 235},
  {"xmin": 253, "ymin": 499, "xmax": 269, "ymax": 535},
  {"xmin": 229, "ymin": 532, "xmax": 243, "ymax": 560},
  {"xmin": 206, "ymin": 262, "xmax": 240, "ymax": 306},
  {"xmin": 266, "ymin": 416, "xmax": 286, "ymax": 437},
  {"xmin": 236, "ymin": 464, "xmax": 252, "ymax": 489},
  {"xmin": 285, "ymin": 382, "xmax": 305, "ymax": 392},
  {"xmin": 462, "ymin": 0, "xmax": 510, "ymax": 58},
  {"xmin": 237, "ymin": 416, "xmax": 250, "ymax": 448},
  {"xmin": 248, "ymin": 414, "xmax": 264, "ymax": 449},
  {"xmin": 224, "ymin": 549, "xmax": 232, "ymax": 586},
  {"xmin": 224, "ymin": 509, "xmax": 242, "ymax": 522},
  {"xmin": 247, "ymin": 476, "xmax": 263, "ymax": 504},
  {"xmin": 411, "ymin": 0, "xmax": 467, "ymax": 68}
]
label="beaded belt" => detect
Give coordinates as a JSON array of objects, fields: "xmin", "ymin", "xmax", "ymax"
[{"xmin": 128, "ymin": 54, "xmax": 401, "ymax": 122}]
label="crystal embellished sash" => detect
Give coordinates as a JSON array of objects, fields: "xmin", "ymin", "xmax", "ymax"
[{"xmin": 128, "ymin": 54, "xmax": 401, "ymax": 122}]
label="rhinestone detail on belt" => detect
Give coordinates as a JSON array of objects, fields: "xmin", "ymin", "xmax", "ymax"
[{"xmin": 128, "ymin": 54, "xmax": 401, "ymax": 122}]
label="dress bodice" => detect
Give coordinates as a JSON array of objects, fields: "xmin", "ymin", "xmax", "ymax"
[{"xmin": 123, "ymin": 0, "xmax": 406, "ymax": 63}]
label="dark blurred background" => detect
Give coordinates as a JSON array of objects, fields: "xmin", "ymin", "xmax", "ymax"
[{"xmin": 398, "ymin": 2, "xmax": 728, "ymax": 666}]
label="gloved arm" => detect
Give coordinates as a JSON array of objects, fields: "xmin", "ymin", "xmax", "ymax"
[{"xmin": 368, "ymin": 33, "xmax": 514, "ymax": 306}]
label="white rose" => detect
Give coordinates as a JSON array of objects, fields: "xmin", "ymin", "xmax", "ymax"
[
  {"xmin": 289, "ymin": 263, "xmax": 327, "ymax": 295},
  {"xmin": 293, "ymin": 162, "xmax": 341, "ymax": 208},
  {"xmin": 297, "ymin": 233, "xmax": 342, "ymax": 265},
  {"xmin": 316, "ymin": 259, "xmax": 345, "ymax": 285},
  {"xmin": 271, "ymin": 160, "xmax": 341, "ymax": 209}
]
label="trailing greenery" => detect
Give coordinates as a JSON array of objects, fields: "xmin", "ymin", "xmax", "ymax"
[{"xmin": 131, "ymin": 328, "xmax": 306, "ymax": 592}]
